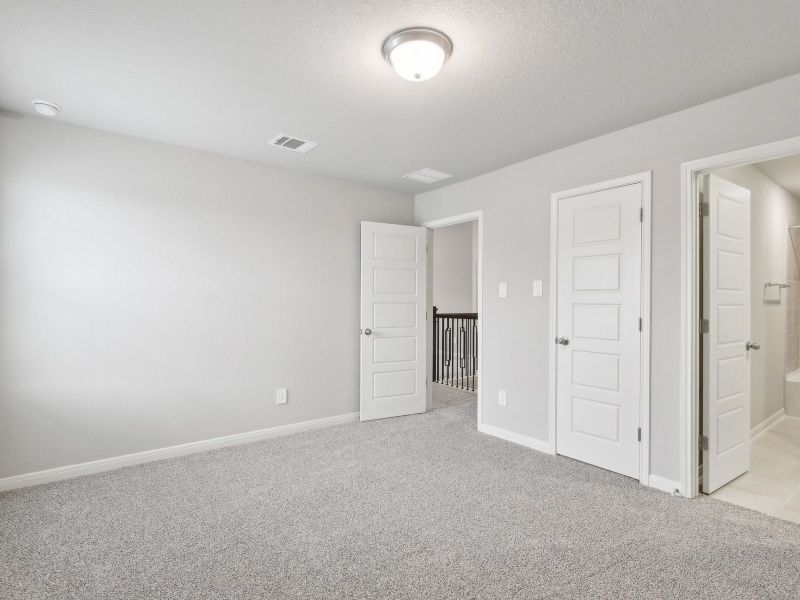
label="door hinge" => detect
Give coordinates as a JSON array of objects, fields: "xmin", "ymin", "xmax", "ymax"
[
  {"xmin": 639, "ymin": 207, "xmax": 644, "ymax": 222},
  {"xmin": 700, "ymin": 202, "xmax": 709, "ymax": 217},
  {"xmin": 701, "ymin": 318, "xmax": 709, "ymax": 334},
  {"xmin": 700, "ymin": 435, "xmax": 709, "ymax": 451},
  {"xmin": 637, "ymin": 427, "xmax": 642, "ymax": 442},
  {"xmin": 638, "ymin": 317, "xmax": 642, "ymax": 331}
]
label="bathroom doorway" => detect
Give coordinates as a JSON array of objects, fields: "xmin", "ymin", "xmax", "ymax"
[{"xmin": 699, "ymin": 155, "xmax": 800, "ymax": 523}]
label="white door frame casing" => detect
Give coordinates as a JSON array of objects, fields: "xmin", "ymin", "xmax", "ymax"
[
  {"xmin": 680, "ymin": 136, "xmax": 800, "ymax": 498},
  {"xmin": 421, "ymin": 210, "xmax": 483, "ymax": 429},
  {"xmin": 548, "ymin": 172, "xmax": 652, "ymax": 487}
]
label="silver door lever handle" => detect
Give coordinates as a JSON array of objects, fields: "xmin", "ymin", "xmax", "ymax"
[
  {"xmin": 556, "ymin": 337, "xmax": 569, "ymax": 345},
  {"xmin": 362, "ymin": 328, "xmax": 372, "ymax": 336},
  {"xmin": 746, "ymin": 341, "xmax": 760, "ymax": 351}
]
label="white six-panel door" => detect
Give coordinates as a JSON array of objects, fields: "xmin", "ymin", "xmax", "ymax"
[
  {"xmin": 702, "ymin": 175, "xmax": 751, "ymax": 493},
  {"xmin": 555, "ymin": 181, "xmax": 644, "ymax": 479},
  {"xmin": 360, "ymin": 222, "xmax": 427, "ymax": 421}
]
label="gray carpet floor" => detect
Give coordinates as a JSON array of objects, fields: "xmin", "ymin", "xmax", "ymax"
[{"xmin": 2, "ymin": 385, "xmax": 800, "ymax": 599}]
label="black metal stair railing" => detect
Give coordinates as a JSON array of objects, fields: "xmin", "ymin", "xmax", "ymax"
[{"xmin": 432, "ymin": 306, "xmax": 478, "ymax": 391}]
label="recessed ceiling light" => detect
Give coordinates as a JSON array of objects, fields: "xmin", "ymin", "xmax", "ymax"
[
  {"xmin": 403, "ymin": 168, "xmax": 454, "ymax": 184},
  {"xmin": 382, "ymin": 27, "xmax": 453, "ymax": 82},
  {"xmin": 31, "ymin": 99, "xmax": 61, "ymax": 117}
]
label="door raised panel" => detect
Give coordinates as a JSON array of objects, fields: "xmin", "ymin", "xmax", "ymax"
[
  {"xmin": 571, "ymin": 397, "xmax": 620, "ymax": 442},
  {"xmin": 716, "ymin": 251, "xmax": 745, "ymax": 290},
  {"xmin": 573, "ymin": 204, "xmax": 621, "ymax": 245},
  {"xmin": 716, "ymin": 356, "xmax": 745, "ymax": 400},
  {"xmin": 573, "ymin": 255, "xmax": 621, "ymax": 291},
  {"xmin": 373, "ymin": 337, "xmax": 416, "ymax": 363},
  {"xmin": 373, "ymin": 268, "xmax": 417, "ymax": 294},
  {"xmin": 717, "ymin": 305, "xmax": 744, "ymax": 344},
  {"xmin": 373, "ymin": 370, "xmax": 416, "ymax": 398},
  {"xmin": 717, "ymin": 407, "xmax": 745, "ymax": 454},
  {"xmin": 373, "ymin": 303, "xmax": 416, "ymax": 328},
  {"xmin": 573, "ymin": 304, "xmax": 620, "ymax": 340},
  {"xmin": 716, "ymin": 195, "xmax": 746, "ymax": 240},
  {"xmin": 373, "ymin": 234, "xmax": 417, "ymax": 261},
  {"xmin": 572, "ymin": 351, "xmax": 620, "ymax": 391}
]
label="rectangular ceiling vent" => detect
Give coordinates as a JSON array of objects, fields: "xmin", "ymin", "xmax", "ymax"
[
  {"xmin": 269, "ymin": 134, "xmax": 318, "ymax": 154},
  {"xmin": 403, "ymin": 168, "xmax": 454, "ymax": 184}
]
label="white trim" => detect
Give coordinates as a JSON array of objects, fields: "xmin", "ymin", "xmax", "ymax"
[
  {"xmin": 680, "ymin": 136, "xmax": 800, "ymax": 499},
  {"xmin": 548, "ymin": 172, "xmax": 653, "ymax": 483},
  {"xmin": 751, "ymin": 408, "xmax": 785, "ymax": 440},
  {"xmin": 548, "ymin": 190, "xmax": 559, "ymax": 455},
  {"xmin": 422, "ymin": 210, "xmax": 483, "ymax": 430},
  {"xmin": 648, "ymin": 474, "xmax": 682, "ymax": 495},
  {"xmin": 478, "ymin": 423, "xmax": 553, "ymax": 454},
  {"xmin": 0, "ymin": 412, "xmax": 359, "ymax": 492},
  {"xmin": 640, "ymin": 173, "xmax": 653, "ymax": 486}
]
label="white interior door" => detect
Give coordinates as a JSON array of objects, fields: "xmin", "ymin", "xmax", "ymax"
[
  {"xmin": 360, "ymin": 222, "xmax": 427, "ymax": 421},
  {"xmin": 702, "ymin": 174, "xmax": 751, "ymax": 493},
  {"xmin": 555, "ymin": 182, "xmax": 643, "ymax": 479}
]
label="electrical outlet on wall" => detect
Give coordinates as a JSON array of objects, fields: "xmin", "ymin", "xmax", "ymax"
[
  {"xmin": 532, "ymin": 280, "xmax": 543, "ymax": 297},
  {"xmin": 498, "ymin": 390, "xmax": 507, "ymax": 406},
  {"xmin": 276, "ymin": 388, "xmax": 288, "ymax": 405},
  {"xmin": 498, "ymin": 282, "xmax": 508, "ymax": 298}
]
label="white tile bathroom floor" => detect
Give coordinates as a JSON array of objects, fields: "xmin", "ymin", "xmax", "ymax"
[{"xmin": 712, "ymin": 416, "xmax": 800, "ymax": 523}]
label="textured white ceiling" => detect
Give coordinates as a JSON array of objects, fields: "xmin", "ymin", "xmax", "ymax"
[
  {"xmin": 757, "ymin": 156, "xmax": 800, "ymax": 200},
  {"xmin": 2, "ymin": 0, "xmax": 800, "ymax": 193}
]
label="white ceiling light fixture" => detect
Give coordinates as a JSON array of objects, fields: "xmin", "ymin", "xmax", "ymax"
[
  {"xmin": 382, "ymin": 27, "xmax": 453, "ymax": 82},
  {"xmin": 31, "ymin": 99, "xmax": 61, "ymax": 117}
]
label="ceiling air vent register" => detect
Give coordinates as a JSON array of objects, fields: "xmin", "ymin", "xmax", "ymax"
[
  {"xmin": 403, "ymin": 168, "xmax": 454, "ymax": 184},
  {"xmin": 269, "ymin": 134, "xmax": 318, "ymax": 154}
]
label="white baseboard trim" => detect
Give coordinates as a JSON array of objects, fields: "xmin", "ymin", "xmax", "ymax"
[
  {"xmin": 751, "ymin": 408, "xmax": 785, "ymax": 440},
  {"xmin": 478, "ymin": 423, "xmax": 554, "ymax": 454},
  {"xmin": 648, "ymin": 474, "xmax": 682, "ymax": 496},
  {"xmin": 0, "ymin": 412, "xmax": 360, "ymax": 492}
]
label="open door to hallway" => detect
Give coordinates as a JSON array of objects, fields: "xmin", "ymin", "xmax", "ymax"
[{"xmin": 359, "ymin": 222, "xmax": 428, "ymax": 421}]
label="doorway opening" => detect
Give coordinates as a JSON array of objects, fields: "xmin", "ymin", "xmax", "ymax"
[
  {"xmin": 696, "ymin": 155, "xmax": 800, "ymax": 523},
  {"xmin": 423, "ymin": 211, "xmax": 483, "ymax": 427}
]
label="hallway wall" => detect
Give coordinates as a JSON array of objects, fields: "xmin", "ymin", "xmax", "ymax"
[{"xmin": 432, "ymin": 221, "xmax": 477, "ymax": 313}]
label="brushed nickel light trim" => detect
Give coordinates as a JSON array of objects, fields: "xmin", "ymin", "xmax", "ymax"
[{"xmin": 381, "ymin": 27, "xmax": 453, "ymax": 81}]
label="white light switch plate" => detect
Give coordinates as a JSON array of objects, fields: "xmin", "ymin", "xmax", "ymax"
[
  {"xmin": 498, "ymin": 390, "xmax": 507, "ymax": 406},
  {"xmin": 276, "ymin": 388, "xmax": 288, "ymax": 405},
  {"xmin": 498, "ymin": 282, "xmax": 508, "ymax": 298},
  {"xmin": 532, "ymin": 280, "xmax": 543, "ymax": 297}
]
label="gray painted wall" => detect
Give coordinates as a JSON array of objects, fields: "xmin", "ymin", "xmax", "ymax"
[
  {"xmin": 432, "ymin": 221, "xmax": 476, "ymax": 313},
  {"xmin": 0, "ymin": 115, "xmax": 413, "ymax": 477},
  {"xmin": 712, "ymin": 165, "xmax": 800, "ymax": 430},
  {"xmin": 414, "ymin": 73, "xmax": 800, "ymax": 483}
]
